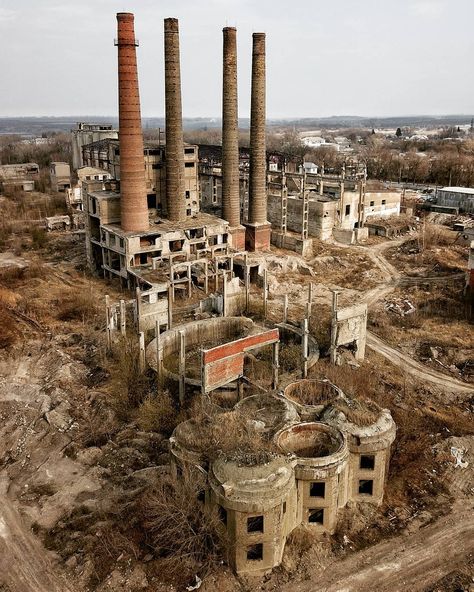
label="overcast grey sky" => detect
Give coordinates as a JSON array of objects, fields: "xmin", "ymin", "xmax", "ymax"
[{"xmin": 0, "ymin": 0, "xmax": 473, "ymax": 118}]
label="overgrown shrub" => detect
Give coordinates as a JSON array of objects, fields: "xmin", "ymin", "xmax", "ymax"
[
  {"xmin": 141, "ymin": 469, "xmax": 228, "ymax": 585},
  {"xmin": 136, "ymin": 391, "xmax": 177, "ymax": 435}
]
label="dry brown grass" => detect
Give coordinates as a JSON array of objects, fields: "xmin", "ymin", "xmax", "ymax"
[
  {"xmin": 56, "ymin": 286, "xmax": 100, "ymax": 323},
  {"xmin": 135, "ymin": 391, "xmax": 177, "ymax": 435},
  {"xmin": 332, "ymin": 397, "xmax": 381, "ymax": 426},
  {"xmin": 141, "ymin": 468, "xmax": 229, "ymax": 585}
]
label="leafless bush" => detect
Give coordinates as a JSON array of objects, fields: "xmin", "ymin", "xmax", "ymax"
[
  {"xmin": 135, "ymin": 390, "xmax": 177, "ymax": 435},
  {"xmin": 107, "ymin": 336, "xmax": 153, "ymax": 419},
  {"xmin": 141, "ymin": 468, "xmax": 228, "ymax": 585},
  {"xmin": 56, "ymin": 286, "xmax": 99, "ymax": 323}
]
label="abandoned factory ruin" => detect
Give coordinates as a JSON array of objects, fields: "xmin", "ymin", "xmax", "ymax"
[
  {"xmin": 2, "ymin": 6, "xmax": 474, "ymax": 592},
  {"xmin": 72, "ymin": 12, "xmax": 398, "ymax": 576}
]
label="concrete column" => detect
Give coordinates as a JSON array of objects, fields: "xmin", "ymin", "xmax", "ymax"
[
  {"xmin": 120, "ymin": 299, "xmax": 126, "ymax": 335},
  {"xmin": 302, "ymin": 318, "xmax": 309, "ymax": 378},
  {"xmin": 155, "ymin": 320, "xmax": 162, "ymax": 382},
  {"xmin": 245, "ymin": 32, "xmax": 270, "ymax": 251},
  {"xmin": 164, "ymin": 18, "xmax": 186, "ymax": 222},
  {"xmin": 139, "ymin": 331, "xmax": 146, "ymax": 373},
  {"xmin": 222, "ymin": 27, "xmax": 240, "ymax": 228},
  {"xmin": 263, "ymin": 268, "xmax": 268, "ymax": 319},
  {"xmin": 283, "ymin": 294, "xmax": 288, "ymax": 323},
  {"xmin": 167, "ymin": 285, "xmax": 173, "ymax": 329},
  {"xmin": 178, "ymin": 329, "xmax": 185, "ymax": 405},
  {"xmin": 330, "ymin": 289, "xmax": 340, "ymax": 365},
  {"xmin": 105, "ymin": 295, "xmax": 111, "ymax": 350},
  {"xmin": 116, "ymin": 13, "xmax": 149, "ymax": 232},
  {"xmin": 272, "ymin": 341, "xmax": 279, "ymax": 389}
]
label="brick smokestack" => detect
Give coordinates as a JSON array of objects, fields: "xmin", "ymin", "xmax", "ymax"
[
  {"xmin": 222, "ymin": 27, "xmax": 240, "ymax": 228},
  {"xmin": 248, "ymin": 32, "xmax": 267, "ymax": 226},
  {"xmin": 164, "ymin": 18, "xmax": 186, "ymax": 222},
  {"xmin": 116, "ymin": 13, "xmax": 149, "ymax": 232}
]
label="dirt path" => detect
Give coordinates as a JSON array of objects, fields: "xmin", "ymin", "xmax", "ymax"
[
  {"xmin": 283, "ymin": 503, "xmax": 474, "ymax": 592},
  {"xmin": 0, "ymin": 486, "xmax": 73, "ymax": 592},
  {"xmin": 366, "ymin": 332, "xmax": 473, "ymax": 395}
]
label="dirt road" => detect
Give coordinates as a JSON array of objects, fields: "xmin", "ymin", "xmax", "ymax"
[
  {"xmin": 283, "ymin": 503, "xmax": 474, "ymax": 592},
  {"xmin": 0, "ymin": 490, "xmax": 73, "ymax": 592},
  {"xmin": 366, "ymin": 331, "xmax": 473, "ymax": 396}
]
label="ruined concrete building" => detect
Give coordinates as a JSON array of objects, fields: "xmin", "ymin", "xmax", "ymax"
[
  {"xmin": 49, "ymin": 161, "xmax": 71, "ymax": 192},
  {"xmin": 0, "ymin": 162, "xmax": 39, "ymax": 192},
  {"xmin": 71, "ymin": 122, "xmax": 118, "ymax": 170},
  {"xmin": 169, "ymin": 380, "xmax": 396, "ymax": 575}
]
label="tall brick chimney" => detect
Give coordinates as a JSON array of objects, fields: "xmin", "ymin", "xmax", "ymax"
[
  {"xmin": 164, "ymin": 18, "xmax": 186, "ymax": 222},
  {"xmin": 222, "ymin": 27, "xmax": 245, "ymax": 250},
  {"xmin": 116, "ymin": 12, "xmax": 149, "ymax": 232},
  {"xmin": 245, "ymin": 32, "xmax": 270, "ymax": 251}
]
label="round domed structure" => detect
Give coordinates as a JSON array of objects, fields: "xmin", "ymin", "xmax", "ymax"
[
  {"xmin": 275, "ymin": 422, "xmax": 349, "ymax": 532},
  {"xmin": 208, "ymin": 453, "xmax": 298, "ymax": 575},
  {"xmin": 323, "ymin": 398, "xmax": 396, "ymax": 505}
]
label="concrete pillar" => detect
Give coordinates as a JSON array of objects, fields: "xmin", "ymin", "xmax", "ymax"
[
  {"xmin": 330, "ymin": 290, "xmax": 340, "ymax": 365},
  {"xmin": 116, "ymin": 13, "xmax": 149, "ymax": 232},
  {"xmin": 120, "ymin": 299, "xmax": 126, "ymax": 335},
  {"xmin": 263, "ymin": 268, "xmax": 268, "ymax": 319},
  {"xmin": 272, "ymin": 341, "xmax": 279, "ymax": 389},
  {"xmin": 302, "ymin": 318, "xmax": 309, "ymax": 378},
  {"xmin": 139, "ymin": 331, "xmax": 146, "ymax": 373},
  {"xmin": 155, "ymin": 320, "xmax": 162, "ymax": 382},
  {"xmin": 283, "ymin": 294, "xmax": 288, "ymax": 323},
  {"xmin": 105, "ymin": 295, "xmax": 111, "ymax": 350},
  {"xmin": 222, "ymin": 28, "xmax": 241, "ymax": 230},
  {"xmin": 164, "ymin": 18, "xmax": 186, "ymax": 222},
  {"xmin": 167, "ymin": 285, "xmax": 173, "ymax": 329},
  {"xmin": 245, "ymin": 32, "xmax": 270, "ymax": 251},
  {"xmin": 178, "ymin": 329, "xmax": 185, "ymax": 405}
]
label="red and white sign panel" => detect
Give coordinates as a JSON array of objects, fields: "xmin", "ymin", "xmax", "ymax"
[{"xmin": 202, "ymin": 328, "xmax": 279, "ymax": 393}]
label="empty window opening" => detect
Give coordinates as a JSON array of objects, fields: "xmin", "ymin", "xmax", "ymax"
[
  {"xmin": 247, "ymin": 516, "xmax": 264, "ymax": 533},
  {"xmin": 345, "ymin": 204, "xmax": 350, "ymax": 216},
  {"xmin": 152, "ymin": 163, "xmax": 162, "ymax": 170},
  {"xmin": 185, "ymin": 147, "xmax": 195, "ymax": 154},
  {"xmin": 169, "ymin": 239, "xmax": 184, "ymax": 252},
  {"xmin": 282, "ymin": 501, "xmax": 287, "ymax": 514},
  {"xmin": 370, "ymin": 201, "xmax": 375, "ymax": 207},
  {"xmin": 310, "ymin": 482, "xmax": 326, "ymax": 498},
  {"xmin": 218, "ymin": 505, "xmax": 227, "ymax": 526},
  {"xmin": 186, "ymin": 208, "xmax": 192, "ymax": 216},
  {"xmin": 308, "ymin": 509, "xmax": 324, "ymax": 524},
  {"xmin": 358, "ymin": 479, "xmax": 374, "ymax": 495},
  {"xmin": 382, "ymin": 199, "xmax": 386, "ymax": 205},
  {"xmin": 247, "ymin": 543, "xmax": 263, "ymax": 561},
  {"xmin": 185, "ymin": 162, "xmax": 195, "ymax": 168},
  {"xmin": 360, "ymin": 455, "xmax": 375, "ymax": 470}
]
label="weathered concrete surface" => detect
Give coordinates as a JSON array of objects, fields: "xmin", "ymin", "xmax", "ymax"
[{"xmin": 283, "ymin": 502, "xmax": 474, "ymax": 592}]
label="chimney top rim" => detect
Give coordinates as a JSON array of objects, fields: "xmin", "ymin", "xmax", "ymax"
[{"xmin": 117, "ymin": 12, "xmax": 134, "ymax": 19}]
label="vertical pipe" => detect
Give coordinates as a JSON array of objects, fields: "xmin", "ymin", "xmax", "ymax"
[
  {"xmin": 116, "ymin": 13, "xmax": 149, "ymax": 232},
  {"xmin": 248, "ymin": 33, "xmax": 267, "ymax": 225},
  {"xmin": 164, "ymin": 18, "xmax": 186, "ymax": 222},
  {"xmin": 222, "ymin": 27, "xmax": 240, "ymax": 228}
]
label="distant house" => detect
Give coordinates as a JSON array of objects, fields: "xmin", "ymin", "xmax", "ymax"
[
  {"xmin": 436, "ymin": 187, "xmax": 474, "ymax": 214},
  {"xmin": 0, "ymin": 163, "xmax": 39, "ymax": 192}
]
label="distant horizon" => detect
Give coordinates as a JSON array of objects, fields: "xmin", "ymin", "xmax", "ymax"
[{"xmin": 0, "ymin": 113, "xmax": 473, "ymax": 122}]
